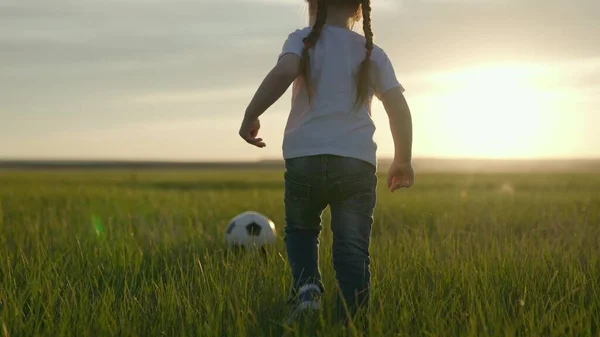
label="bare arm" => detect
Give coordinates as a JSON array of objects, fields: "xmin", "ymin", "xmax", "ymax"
[
  {"xmin": 243, "ymin": 54, "xmax": 301, "ymax": 122},
  {"xmin": 381, "ymin": 87, "xmax": 413, "ymax": 164}
]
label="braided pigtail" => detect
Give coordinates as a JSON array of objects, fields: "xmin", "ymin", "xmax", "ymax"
[
  {"xmin": 300, "ymin": 0, "xmax": 327, "ymax": 104},
  {"xmin": 355, "ymin": 0, "xmax": 374, "ymax": 108}
]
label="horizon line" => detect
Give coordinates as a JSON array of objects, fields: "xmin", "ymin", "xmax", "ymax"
[{"xmin": 2, "ymin": 156, "xmax": 600, "ymax": 163}]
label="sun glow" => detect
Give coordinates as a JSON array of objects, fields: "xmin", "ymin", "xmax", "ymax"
[{"xmin": 375, "ymin": 64, "xmax": 562, "ymax": 159}]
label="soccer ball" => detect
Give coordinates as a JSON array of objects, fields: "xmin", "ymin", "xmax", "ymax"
[{"xmin": 225, "ymin": 211, "xmax": 276, "ymax": 249}]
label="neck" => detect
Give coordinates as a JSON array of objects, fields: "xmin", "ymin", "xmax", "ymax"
[
  {"xmin": 326, "ymin": 9, "xmax": 355, "ymax": 29},
  {"xmin": 309, "ymin": 7, "xmax": 356, "ymax": 30}
]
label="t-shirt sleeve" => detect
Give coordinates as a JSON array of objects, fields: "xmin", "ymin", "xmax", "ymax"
[
  {"xmin": 278, "ymin": 29, "xmax": 306, "ymax": 61},
  {"xmin": 372, "ymin": 48, "xmax": 404, "ymax": 99}
]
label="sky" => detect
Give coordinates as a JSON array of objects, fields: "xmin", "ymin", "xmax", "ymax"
[{"xmin": 1, "ymin": 0, "xmax": 599, "ymax": 161}]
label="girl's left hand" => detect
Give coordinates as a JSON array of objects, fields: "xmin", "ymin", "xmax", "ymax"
[{"xmin": 239, "ymin": 118, "xmax": 266, "ymax": 148}]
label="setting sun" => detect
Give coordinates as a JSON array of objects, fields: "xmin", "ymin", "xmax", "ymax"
[
  {"xmin": 433, "ymin": 64, "xmax": 556, "ymax": 158},
  {"xmin": 374, "ymin": 64, "xmax": 565, "ymax": 159}
]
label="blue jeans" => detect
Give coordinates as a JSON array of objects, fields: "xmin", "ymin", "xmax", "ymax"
[{"xmin": 284, "ymin": 154, "xmax": 377, "ymax": 320}]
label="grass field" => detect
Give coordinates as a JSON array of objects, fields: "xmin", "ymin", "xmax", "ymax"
[{"xmin": 0, "ymin": 169, "xmax": 599, "ymax": 337}]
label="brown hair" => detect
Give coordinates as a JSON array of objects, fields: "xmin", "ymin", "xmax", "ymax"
[{"xmin": 301, "ymin": 0, "xmax": 374, "ymax": 108}]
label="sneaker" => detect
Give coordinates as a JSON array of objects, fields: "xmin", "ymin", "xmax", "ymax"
[{"xmin": 286, "ymin": 284, "xmax": 322, "ymax": 326}]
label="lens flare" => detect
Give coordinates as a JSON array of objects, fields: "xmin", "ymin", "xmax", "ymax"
[{"xmin": 92, "ymin": 215, "xmax": 104, "ymax": 236}]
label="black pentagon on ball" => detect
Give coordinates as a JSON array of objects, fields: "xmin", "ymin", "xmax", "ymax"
[
  {"xmin": 245, "ymin": 222, "xmax": 262, "ymax": 236},
  {"xmin": 226, "ymin": 221, "xmax": 236, "ymax": 234}
]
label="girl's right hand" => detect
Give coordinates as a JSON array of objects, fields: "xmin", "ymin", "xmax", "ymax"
[
  {"xmin": 239, "ymin": 118, "xmax": 266, "ymax": 148},
  {"xmin": 387, "ymin": 160, "xmax": 414, "ymax": 192}
]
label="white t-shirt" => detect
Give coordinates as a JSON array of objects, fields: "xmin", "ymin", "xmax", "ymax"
[{"xmin": 278, "ymin": 24, "xmax": 404, "ymax": 167}]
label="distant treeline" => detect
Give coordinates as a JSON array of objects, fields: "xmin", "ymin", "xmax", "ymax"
[
  {"xmin": 0, "ymin": 160, "xmax": 284, "ymax": 170},
  {"xmin": 1, "ymin": 158, "xmax": 599, "ymax": 173}
]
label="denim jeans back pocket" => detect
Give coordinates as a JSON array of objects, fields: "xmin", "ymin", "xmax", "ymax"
[
  {"xmin": 335, "ymin": 174, "xmax": 377, "ymax": 214},
  {"xmin": 284, "ymin": 171, "xmax": 311, "ymax": 202}
]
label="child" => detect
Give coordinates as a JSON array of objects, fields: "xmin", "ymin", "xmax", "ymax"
[{"xmin": 239, "ymin": 0, "xmax": 414, "ymax": 325}]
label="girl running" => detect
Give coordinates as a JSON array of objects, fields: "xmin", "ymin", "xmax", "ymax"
[{"xmin": 239, "ymin": 0, "xmax": 415, "ymax": 325}]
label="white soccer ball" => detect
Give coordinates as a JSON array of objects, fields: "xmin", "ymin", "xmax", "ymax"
[{"xmin": 225, "ymin": 211, "xmax": 277, "ymax": 248}]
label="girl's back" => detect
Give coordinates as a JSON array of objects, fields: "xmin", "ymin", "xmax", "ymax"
[{"xmin": 280, "ymin": 24, "xmax": 402, "ymax": 167}]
